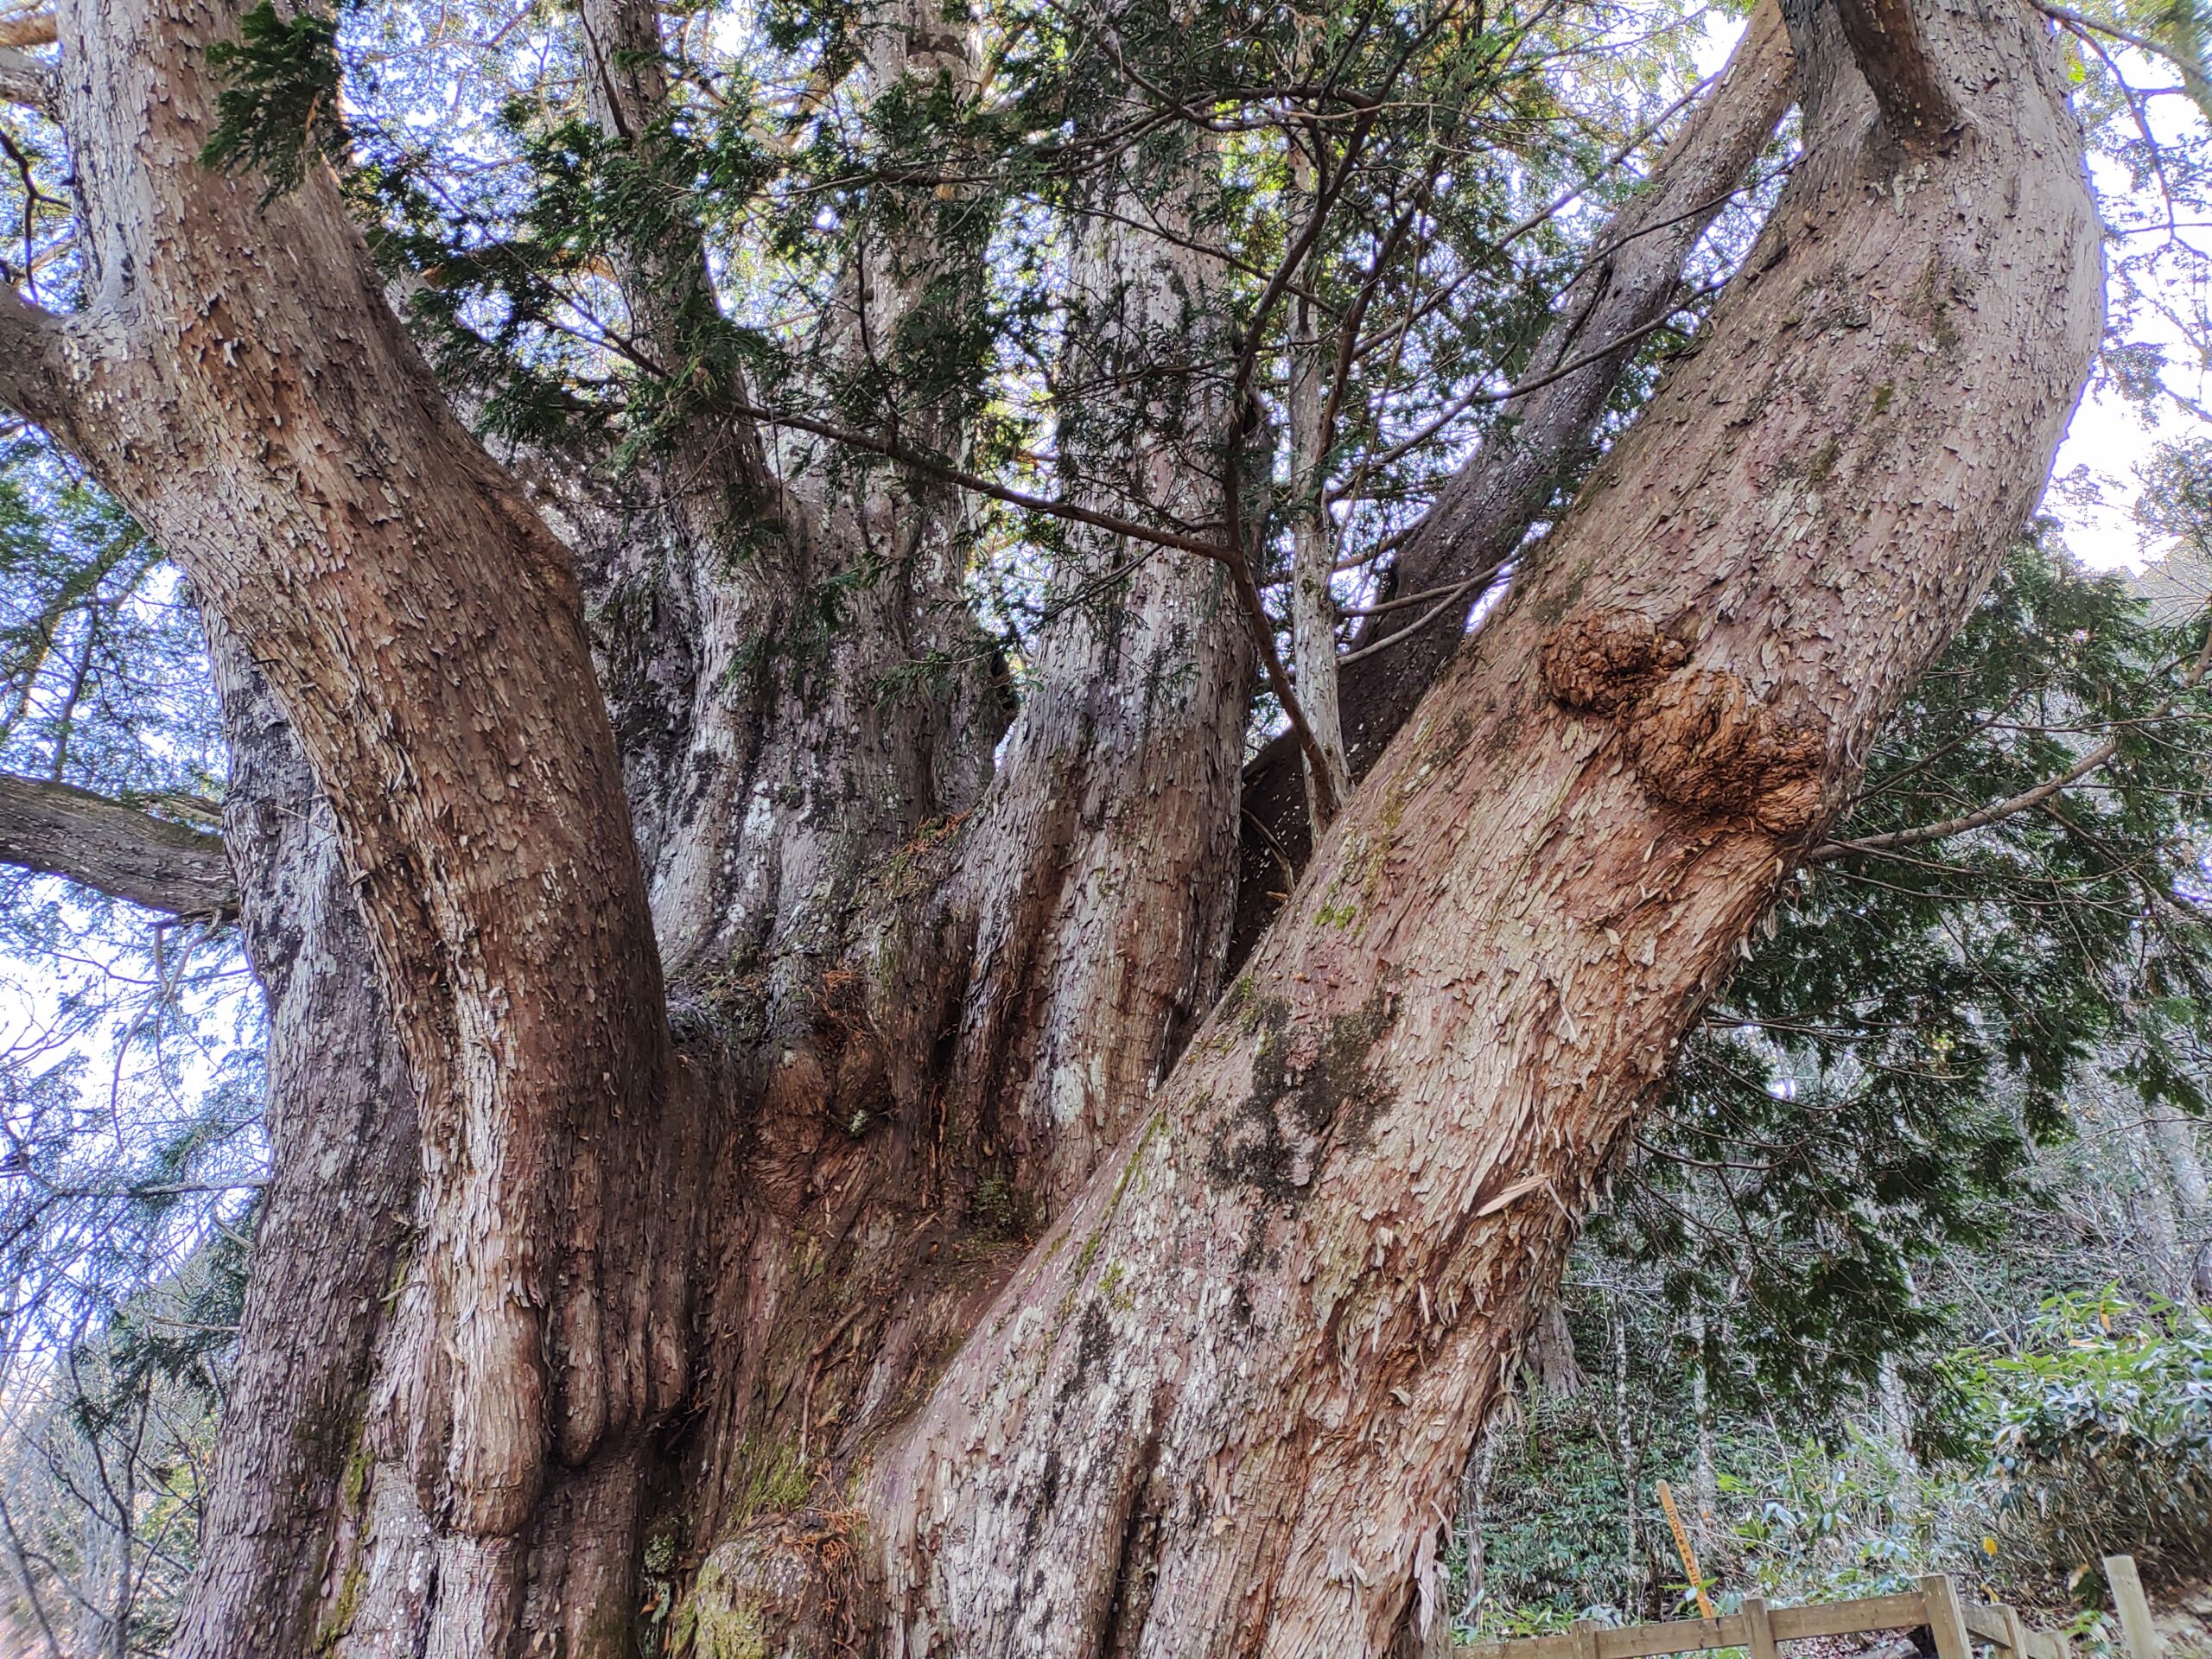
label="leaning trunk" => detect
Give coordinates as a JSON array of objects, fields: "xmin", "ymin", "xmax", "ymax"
[{"xmin": 871, "ymin": 1, "xmax": 2100, "ymax": 1648}]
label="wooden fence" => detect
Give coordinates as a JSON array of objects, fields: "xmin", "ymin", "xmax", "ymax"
[{"xmin": 1460, "ymin": 1559, "xmax": 2165, "ymax": 1659}]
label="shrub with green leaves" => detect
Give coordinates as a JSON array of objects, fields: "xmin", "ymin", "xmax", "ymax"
[{"xmin": 1976, "ymin": 1294, "xmax": 2212, "ymax": 1587}]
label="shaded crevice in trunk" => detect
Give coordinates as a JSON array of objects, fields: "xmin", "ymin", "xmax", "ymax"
[{"xmin": 168, "ymin": 620, "xmax": 416, "ymax": 1659}]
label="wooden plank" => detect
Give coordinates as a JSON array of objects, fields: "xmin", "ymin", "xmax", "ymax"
[
  {"xmin": 1456, "ymin": 1586, "xmax": 1974, "ymax": 1659},
  {"xmin": 1472, "ymin": 1638, "xmax": 1576, "ymax": 1659},
  {"xmin": 1599, "ymin": 1617, "xmax": 1741, "ymax": 1659},
  {"xmin": 1744, "ymin": 1597, "xmax": 1780, "ymax": 1659},
  {"xmin": 2001, "ymin": 1605, "xmax": 2031, "ymax": 1659},
  {"xmin": 1772, "ymin": 1592, "xmax": 1931, "ymax": 1642},
  {"xmin": 1460, "ymin": 1640, "xmax": 1574, "ymax": 1659},
  {"xmin": 1964, "ymin": 1605, "xmax": 2012, "ymax": 1647},
  {"xmin": 1923, "ymin": 1574, "xmax": 1975, "ymax": 1659},
  {"xmin": 2105, "ymin": 1554, "xmax": 2163, "ymax": 1659}
]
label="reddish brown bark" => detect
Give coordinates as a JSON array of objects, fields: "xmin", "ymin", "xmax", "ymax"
[
  {"xmin": 3, "ymin": 2, "xmax": 690, "ymax": 1649},
  {"xmin": 0, "ymin": 0, "xmax": 2105, "ymax": 1651}
]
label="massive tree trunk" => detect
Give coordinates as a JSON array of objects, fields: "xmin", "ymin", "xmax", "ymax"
[
  {"xmin": 0, "ymin": 0, "xmax": 2101, "ymax": 1649},
  {"xmin": 4, "ymin": 2, "xmax": 690, "ymax": 1649},
  {"xmin": 869, "ymin": 0, "xmax": 2101, "ymax": 1648}
]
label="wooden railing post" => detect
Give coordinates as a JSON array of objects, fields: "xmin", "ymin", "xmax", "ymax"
[
  {"xmin": 2105, "ymin": 1555, "xmax": 2163, "ymax": 1659},
  {"xmin": 1920, "ymin": 1573, "xmax": 1974, "ymax": 1659},
  {"xmin": 1744, "ymin": 1597, "xmax": 1780, "ymax": 1659}
]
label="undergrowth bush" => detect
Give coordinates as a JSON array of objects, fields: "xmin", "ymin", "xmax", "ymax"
[
  {"xmin": 1974, "ymin": 1293, "xmax": 2212, "ymax": 1590},
  {"xmin": 1456, "ymin": 1289, "xmax": 2212, "ymax": 1640}
]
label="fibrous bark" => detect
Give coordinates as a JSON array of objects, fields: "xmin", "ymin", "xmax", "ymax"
[
  {"xmin": 169, "ymin": 621, "xmax": 416, "ymax": 1659},
  {"xmin": 6, "ymin": 2, "xmax": 690, "ymax": 1648},
  {"xmin": 0, "ymin": 0, "xmax": 2106, "ymax": 1650}
]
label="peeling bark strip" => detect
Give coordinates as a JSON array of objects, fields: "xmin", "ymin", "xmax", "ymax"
[
  {"xmin": 877, "ymin": 1, "xmax": 2099, "ymax": 1651},
  {"xmin": 0, "ymin": 770, "xmax": 233, "ymax": 915}
]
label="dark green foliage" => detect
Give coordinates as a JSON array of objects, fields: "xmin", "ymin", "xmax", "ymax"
[
  {"xmin": 1605, "ymin": 535, "xmax": 2212, "ymax": 1418},
  {"xmin": 202, "ymin": 3, "xmax": 355, "ymax": 199},
  {"xmin": 1974, "ymin": 1293, "xmax": 2212, "ymax": 1587}
]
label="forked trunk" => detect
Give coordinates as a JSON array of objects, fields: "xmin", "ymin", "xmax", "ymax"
[{"xmin": 0, "ymin": 0, "xmax": 2103, "ymax": 1649}]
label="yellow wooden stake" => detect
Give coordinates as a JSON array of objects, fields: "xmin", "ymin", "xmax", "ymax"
[{"xmin": 1656, "ymin": 1479, "xmax": 1715, "ymax": 1620}]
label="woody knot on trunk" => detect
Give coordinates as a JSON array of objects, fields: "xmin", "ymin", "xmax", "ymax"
[{"xmin": 1542, "ymin": 609, "xmax": 1832, "ymax": 836}]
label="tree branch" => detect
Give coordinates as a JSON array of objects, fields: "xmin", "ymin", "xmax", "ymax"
[
  {"xmin": 1808, "ymin": 622, "xmax": 2212, "ymax": 864},
  {"xmin": 0, "ymin": 289, "xmax": 91, "ymax": 442},
  {"xmin": 732, "ymin": 399, "xmax": 1237, "ymax": 562},
  {"xmin": 0, "ymin": 772, "xmax": 235, "ymax": 917},
  {"xmin": 0, "ymin": 47, "xmax": 53, "ymax": 113},
  {"xmin": 0, "ymin": 10, "xmax": 53, "ymax": 51},
  {"xmin": 1832, "ymin": 0, "xmax": 1962, "ymax": 150}
]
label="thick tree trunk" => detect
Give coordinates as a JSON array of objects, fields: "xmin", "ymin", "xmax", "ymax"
[
  {"xmin": 870, "ymin": 1, "xmax": 2100, "ymax": 1649},
  {"xmin": 946, "ymin": 137, "xmax": 1254, "ymax": 1218},
  {"xmin": 7, "ymin": 3, "xmax": 690, "ymax": 1648},
  {"xmin": 169, "ymin": 623, "xmax": 416, "ymax": 1659},
  {"xmin": 0, "ymin": 0, "xmax": 2101, "ymax": 1651},
  {"xmin": 662, "ymin": 121, "xmax": 1262, "ymax": 1639}
]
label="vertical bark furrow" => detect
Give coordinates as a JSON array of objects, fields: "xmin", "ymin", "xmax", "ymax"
[{"xmin": 168, "ymin": 624, "xmax": 416, "ymax": 1659}]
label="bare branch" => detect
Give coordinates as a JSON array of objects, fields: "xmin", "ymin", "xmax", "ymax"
[
  {"xmin": 0, "ymin": 47, "xmax": 53, "ymax": 113},
  {"xmin": 0, "ymin": 10, "xmax": 53, "ymax": 51},
  {"xmin": 732, "ymin": 398, "xmax": 1238, "ymax": 562},
  {"xmin": 0, "ymin": 772, "xmax": 236, "ymax": 917}
]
